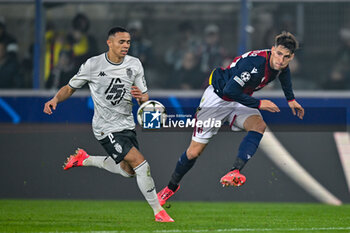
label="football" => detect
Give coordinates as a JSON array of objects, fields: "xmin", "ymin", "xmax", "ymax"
[{"xmin": 137, "ymin": 100, "xmax": 167, "ymax": 128}]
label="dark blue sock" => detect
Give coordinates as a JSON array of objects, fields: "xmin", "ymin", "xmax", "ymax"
[
  {"xmin": 168, "ymin": 151, "xmax": 197, "ymax": 191},
  {"xmin": 232, "ymin": 131, "xmax": 263, "ymax": 170}
]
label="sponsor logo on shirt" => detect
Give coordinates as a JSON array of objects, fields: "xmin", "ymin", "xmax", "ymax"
[
  {"xmin": 104, "ymin": 78, "xmax": 126, "ymax": 105},
  {"xmin": 98, "ymin": 71, "xmax": 107, "ymax": 76},
  {"xmin": 251, "ymin": 67, "xmax": 258, "ymax": 74}
]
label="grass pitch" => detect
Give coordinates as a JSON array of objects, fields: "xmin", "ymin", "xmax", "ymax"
[{"xmin": 0, "ymin": 200, "xmax": 349, "ymax": 233}]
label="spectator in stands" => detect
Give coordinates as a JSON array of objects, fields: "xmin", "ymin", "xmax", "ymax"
[
  {"xmin": 66, "ymin": 13, "xmax": 98, "ymax": 71},
  {"xmin": 165, "ymin": 21, "xmax": 201, "ymax": 72},
  {"xmin": 262, "ymin": 14, "xmax": 297, "ymax": 49},
  {"xmin": 127, "ymin": 20, "xmax": 160, "ymax": 87},
  {"xmin": 45, "ymin": 14, "xmax": 98, "ymax": 89},
  {"xmin": 45, "ymin": 50, "xmax": 77, "ymax": 90},
  {"xmin": 163, "ymin": 21, "xmax": 201, "ymax": 89},
  {"xmin": 260, "ymin": 14, "xmax": 306, "ymax": 89},
  {"xmin": 0, "ymin": 20, "xmax": 18, "ymax": 59},
  {"xmin": 127, "ymin": 20, "xmax": 153, "ymax": 68},
  {"xmin": 198, "ymin": 24, "xmax": 226, "ymax": 76},
  {"xmin": 0, "ymin": 41, "xmax": 21, "ymax": 88},
  {"xmin": 20, "ymin": 44, "xmax": 34, "ymax": 88},
  {"xmin": 44, "ymin": 22, "xmax": 67, "ymax": 84},
  {"xmin": 172, "ymin": 51, "xmax": 203, "ymax": 89},
  {"xmin": 324, "ymin": 27, "xmax": 350, "ymax": 90}
]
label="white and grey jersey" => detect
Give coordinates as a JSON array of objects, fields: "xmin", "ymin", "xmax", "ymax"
[{"xmin": 69, "ymin": 53, "xmax": 147, "ymax": 140}]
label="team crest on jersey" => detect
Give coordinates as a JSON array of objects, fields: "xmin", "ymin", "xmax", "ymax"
[
  {"xmin": 240, "ymin": 72, "xmax": 251, "ymax": 82},
  {"xmin": 126, "ymin": 68, "xmax": 133, "ymax": 78},
  {"xmin": 105, "ymin": 78, "xmax": 126, "ymax": 105}
]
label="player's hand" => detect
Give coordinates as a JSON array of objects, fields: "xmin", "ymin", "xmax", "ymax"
[
  {"xmin": 131, "ymin": 86, "xmax": 142, "ymax": 99},
  {"xmin": 131, "ymin": 85, "xmax": 142, "ymax": 104},
  {"xmin": 43, "ymin": 98, "xmax": 58, "ymax": 115},
  {"xmin": 288, "ymin": 100, "xmax": 304, "ymax": 120},
  {"xmin": 259, "ymin": 99, "xmax": 280, "ymax": 113}
]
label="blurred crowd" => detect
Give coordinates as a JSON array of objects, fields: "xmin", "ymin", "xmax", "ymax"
[
  {"xmin": 324, "ymin": 27, "xmax": 350, "ymax": 90},
  {"xmin": 0, "ymin": 14, "xmax": 230, "ymax": 90},
  {"xmin": 44, "ymin": 13, "xmax": 98, "ymax": 90},
  {"xmin": 0, "ymin": 20, "xmax": 22, "ymax": 88},
  {"xmin": 0, "ymin": 13, "xmax": 99, "ymax": 89},
  {"xmin": 163, "ymin": 21, "xmax": 228, "ymax": 89},
  {"xmin": 0, "ymin": 12, "xmax": 349, "ymax": 90}
]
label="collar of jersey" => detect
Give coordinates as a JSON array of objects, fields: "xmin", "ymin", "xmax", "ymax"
[{"xmin": 105, "ymin": 52, "xmax": 124, "ymax": 66}]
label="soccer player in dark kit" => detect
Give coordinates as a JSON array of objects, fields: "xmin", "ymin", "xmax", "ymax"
[{"xmin": 158, "ymin": 31, "xmax": 304, "ymax": 205}]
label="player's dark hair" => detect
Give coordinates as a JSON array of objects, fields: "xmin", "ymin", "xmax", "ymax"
[
  {"xmin": 108, "ymin": 27, "xmax": 129, "ymax": 37},
  {"xmin": 274, "ymin": 31, "xmax": 299, "ymax": 54}
]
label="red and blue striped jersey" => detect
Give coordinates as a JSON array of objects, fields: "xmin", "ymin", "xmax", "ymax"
[{"xmin": 209, "ymin": 49, "xmax": 295, "ymax": 108}]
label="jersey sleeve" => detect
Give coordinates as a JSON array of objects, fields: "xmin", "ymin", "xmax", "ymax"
[
  {"xmin": 278, "ymin": 68, "xmax": 295, "ymax": 101},
  {"xmin": 68, "ymin": 59, "xmax": 91, "ymax": 89},
  {"xmin": 223, "ymin": 79, "xmax": 260, "ymax": 108},
  {"xmin": 133, "ymin": 59, "xmax": 148, "ymax": 93},
  {"xmin": 223, "ymin": 58, "xmax": 261, "ymax": 108}
]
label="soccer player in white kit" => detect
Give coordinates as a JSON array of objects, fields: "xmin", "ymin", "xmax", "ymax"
[{"xmin": 43, "ymin": 27, "xmax": 174, "ymax": 222}]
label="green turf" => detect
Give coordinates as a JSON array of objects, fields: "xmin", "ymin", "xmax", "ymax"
[{"xmin": 0, "ymin": 200, "xmax": 349, "ymax": 233}]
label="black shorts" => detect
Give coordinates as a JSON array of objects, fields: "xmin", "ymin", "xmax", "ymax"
[{"xmin": 99, "ymin": 130, "xmax": 139, "ymax": 164}]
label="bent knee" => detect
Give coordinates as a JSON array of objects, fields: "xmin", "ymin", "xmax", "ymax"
[
  {"xmin": 244, "ymin": 115, "xmax": 267, "ymax": 133},
  {"xmin": 186, "ymin": 148, "xmax": 201, "ymax": 159},
  {"xmin": 245, "ymin": 117, "xmax": 266, "ymax": 134},
  {"xmin": 186, "ymin": 141, "xmax": 206, "ymax": 159},
  {"xmin": 252, "ymin": 120, "xmax": 267, "ymax": 133},
  {"xmin": 120, "ymin": 161, "xmax": 135, "ymax": 176}
]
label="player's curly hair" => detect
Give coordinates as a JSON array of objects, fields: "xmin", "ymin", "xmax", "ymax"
[{"xmin": 275, "ymin": 31, "xmax": 299, "ymax": 54}]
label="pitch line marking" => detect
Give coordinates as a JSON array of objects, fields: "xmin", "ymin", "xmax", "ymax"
[
  {"xmin": 0, "ymin": 97, "xmax": 20, "ymax": 124},
  {"xmin": 260, "ymin": 130, "xmax": 342, "ymax": 205},
  {"xmin": 46, "ymin": 226, "xmax": 350, "ymax": 233},
  {"xmin": 334, "ymin": 132, "xmax": 350, "ymax": 193}
]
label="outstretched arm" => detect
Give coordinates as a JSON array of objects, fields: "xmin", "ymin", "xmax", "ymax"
[
  {"xmin": 259, "ymin": 99, "xmax": 280, "ymax": 113},
  {"xmin": 43, "ymin": 85, "xmax": 76, "ymax": 115},
  {"xmin": 288, "ymin": 99, "xmax": 304, "ymax": 119},
  {"xmin": 223, "ymin": 79, "xmax": 280, "ymax": 113}
]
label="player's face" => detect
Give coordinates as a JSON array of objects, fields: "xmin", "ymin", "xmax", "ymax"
[
  {"xmin": 270, "ymin": 45, "xmax": 294, "ymax": 70},
  {"xmin": 107, "ymin": 32, "xmax": 131, "ymax": 62}
]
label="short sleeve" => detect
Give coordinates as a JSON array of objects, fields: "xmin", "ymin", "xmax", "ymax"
[
  {"xmin": 133, "ymin": 59, "xmax": 148, "ymax": 93},
  {"xmin": 68, "ymin": 59, "xmax": 91, "ymax": 89}
]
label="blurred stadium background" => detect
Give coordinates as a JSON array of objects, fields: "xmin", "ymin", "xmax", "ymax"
[{"xmin": 0, "ymin": 0, "xmax": 349, "ymax": 205}]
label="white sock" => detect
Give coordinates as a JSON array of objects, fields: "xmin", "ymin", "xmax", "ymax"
[
  {"xmin": 83, "ymin": 156, "xmax": 133, "ymax": 178},
  {"xmin": 134, "ymin": 161, "xmax": 163, "ymax": 215}
]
